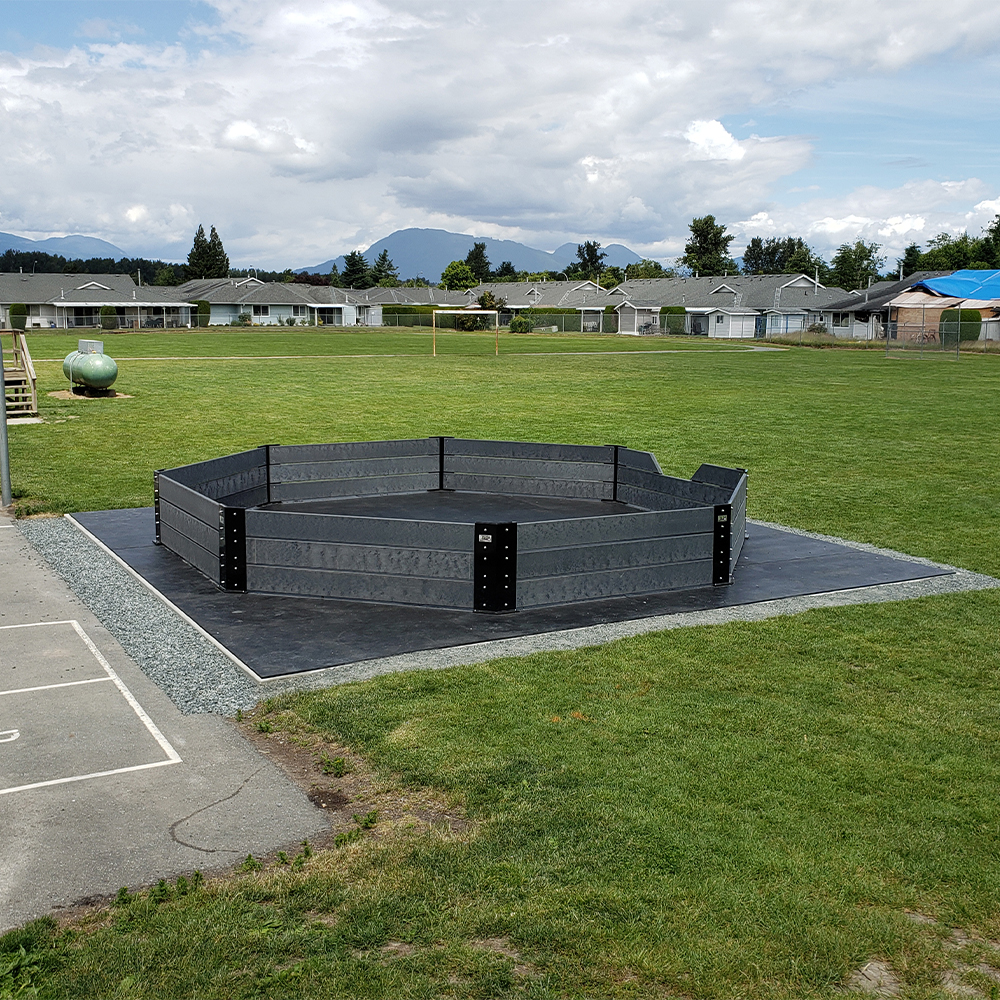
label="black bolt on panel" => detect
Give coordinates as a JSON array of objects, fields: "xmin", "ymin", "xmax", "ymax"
[
  {"xmin": 220, "ymin": 506, "xmax": 247, "ymax": 592},
  {"xmin": 474, "ymin": 522, "xmax": 517, "ymax": 613},
  {"xmin": 713, "ymin": 504, "xmax": 732, "ymax": 586},
  {"xmin": 153, "ymin": 470, "xmax": 162, "ymax": 545}
]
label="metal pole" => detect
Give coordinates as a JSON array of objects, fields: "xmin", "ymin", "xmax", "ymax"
[
  {"xmin": 432, "ymin": 311, "xmax": 436, "ymax": 357},
  {"xmin": 495, "ymin": 312, "xmax": 499, "ymax": 357},
  {"xmin": 0, "ymin": 343, "xmax": 11, "ymax": 507}
]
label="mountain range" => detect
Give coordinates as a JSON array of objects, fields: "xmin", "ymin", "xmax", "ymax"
[
  {"xmin": 297, "ymin": 228, "xmax": 644, "ymax": 280},
  {"xmin": 0, "ymin": 231, "xmax": 126, "ymax": 259}
]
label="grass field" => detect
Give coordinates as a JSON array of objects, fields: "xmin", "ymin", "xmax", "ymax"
[{"xmin": 4, "ymin": 330, "xmax": 1000, "ymax": 998}]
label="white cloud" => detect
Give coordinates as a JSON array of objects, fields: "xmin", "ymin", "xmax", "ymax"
[
  {"xmin": 684, "ymin": 120, "xmax": 746, "ymax": 161},
  {"xmin": 0, "ymin": 0, "xmax": 999, "ymax": 266}
]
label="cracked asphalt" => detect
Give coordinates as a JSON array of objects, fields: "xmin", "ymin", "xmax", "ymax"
[{"xmin": 0, "ymin": 512, "xmax": 327, "ymax": 933}]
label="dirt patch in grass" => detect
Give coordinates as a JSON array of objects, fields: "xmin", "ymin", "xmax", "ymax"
[
  {"xmin": 237, "ymin": 705, "xmax": 472, "ymax": 846},
  {"xmin": 47, "ymin": 390, "xmax": 132, "ymax": 400},
  {"xmin": 469, "ymin": 936, "xmax": 535, "ymax": 977}
]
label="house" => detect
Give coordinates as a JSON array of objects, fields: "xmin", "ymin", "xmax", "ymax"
[
  {"xmin": 885, "ymin": 270, "xmax": 1000, "ymax": 342},
  {"xmin": 608, "ymin": 274, "xmax": 846, "ymax": 337},
  {"xmin": 175, "ymin": 278, "xmax": 381, "ymax": 326},
  {"xmin": 459, "ymin": 280, "xmax": 617, "ymax": 331},
  {"xmin": 818, "ymin": 271, "xmax": 950, "ymax": 340},
  {"xmin": 0, "ymin": 273, "xmax": 194, "ymax": 328}
]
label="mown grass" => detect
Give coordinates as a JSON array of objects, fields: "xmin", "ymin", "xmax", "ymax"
[{"xmin": 4, "ymin": 332, "xmax": 1000, "ymax": 998}]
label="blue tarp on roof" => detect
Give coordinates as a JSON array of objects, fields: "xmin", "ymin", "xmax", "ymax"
[{"xmin": 911, "ymin": 269, "xmax": 1000, "ymax": 299}]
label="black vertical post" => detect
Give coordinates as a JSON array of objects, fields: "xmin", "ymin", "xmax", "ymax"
[
  {"xmin": 439, "ymin": 435, "xmax": 446, "ymax": 491},
  {"xmin": 153, "ymin": 470, "xmax": 161, "ymax": 545},
  {"xmin": 474, "ymin": 522, "xmax": 517, "ymax": 612},
  {"xmin": 219, "ymin": 506, "xmax": 247, "ymax": 592},
  {"xmin": 712, "ymin": 504, "xmax": 732, "ymax": 586},
  {"xmin": 265, "ymin": 444, "xmax": 272, "ymax": 505},
  {"xmin": 603, "ymin": 444, "xmax": 620, "ymax": 502}
]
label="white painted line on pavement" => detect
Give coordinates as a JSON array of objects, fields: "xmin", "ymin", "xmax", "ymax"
[
  {"xmin": 0, "ymin": 619, "xmax": 77, "ymax": 630},
  {"xmin": 0, "ymin": 759, "xmax": 177, "ymax": 797},
  {"xmin": 0, "ymin": 676, "xmax": 113, "ymax": 697},
  {"xmin": 69, "ymin": 620, "xmax": 182, "ymax": 764}
]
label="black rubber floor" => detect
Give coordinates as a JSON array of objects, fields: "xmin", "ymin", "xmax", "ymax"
[{"xmin": 75, "ymin": 508, "xmax": 952, "ymax": 679}]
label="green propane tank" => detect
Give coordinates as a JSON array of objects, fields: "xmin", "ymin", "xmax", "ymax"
[{"xmin": 63, "ymin": 339, "xmax": 118, "ymax": 393}]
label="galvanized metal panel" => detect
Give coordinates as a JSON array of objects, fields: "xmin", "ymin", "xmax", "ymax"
[
  {"xmin": 271, "ymin": 473, "xmax": 439, "ymax": 502},
  {"xmin": 246, "ymin": 509, "xmax": 470, "ymax": 549},
  {"xmin": 446, "ymin": 438, "xmax": 614, "ymax": 464},
  {"xmin": 157, "ymin": 475, "xmax": 222, "ymax": 527},
  {"xmin": 164, "ymin": 448, "xmax": 266, "ymax": 488},
  {"xmin": 246, "ymin": 564, "xmax": 472, "ymax": 608},
  {"xmin": 195, "ymin": 466, "xmax": 267, "ymax": 503},
  {"xmin": 517, "ymin": 507, "xmax": 712, "ymax": 549},
  {"xmin": 517, "ymin": 559, "xmax": 713, "ymax": 607},
  {"xmin": 692, "ymin": 463, "xmax": 746, "ymax": 493},
  {"xmin": 247, "ymin": 537, "xmax": 473, "ymax": 579},
  {"xmin": 616, "ymin": 448, "xmax": 663, "ymax": 475},
  {"xmin": 518, "ymin": 532, "xmax": 714, "ymax": 578},
  {"xmin": 218, "ymin": 485, "xmax": 269, "ymax": 509},
  {"xmin": 159, "ymin": 498, "xmax": 221, "ymax": 554},
  {"xmin": 441, "ymin": 472, "xmax": 611, "ymax": 500},
  {"xmin": 271, "ymin": 454, "xmax": 438, "ymax": 484},
  {"xmin": 617, "ymin": 465, "xmax": 729, "ymax": 505},
  {"xmin": 615, "ymin": 484, "xmax": 699, "ymax": 511},
  {"xmin": 271, "ymin": 439, "xmax": 437, "ymax": 465},
  {"xmin": 445, "ymin": 455, "xmax": 609, "ymax": 483},
  {"xmin": 160, "ymin": 522, "xmax": 220, "ymax": 583}
]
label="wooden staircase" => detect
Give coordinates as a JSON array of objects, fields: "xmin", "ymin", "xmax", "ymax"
[{"xmin": 2, "ymin": 330, "xmax": 38, "ymax": 418}]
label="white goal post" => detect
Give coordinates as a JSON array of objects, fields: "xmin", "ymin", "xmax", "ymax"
[{"xmin": 431, "ymin": 309, "xmax": 500, "ymax": 356}]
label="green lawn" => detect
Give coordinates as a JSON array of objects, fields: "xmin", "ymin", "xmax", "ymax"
[{"xmin": 5, "ymin": 333, "xmax": 1000, "ymax": 999}]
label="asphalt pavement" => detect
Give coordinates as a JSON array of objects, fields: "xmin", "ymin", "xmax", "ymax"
[{"xmin": 0, "ymin": 510, "xmax": 327, "ymax": 933}]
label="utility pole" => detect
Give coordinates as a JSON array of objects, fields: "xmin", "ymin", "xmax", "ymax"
[{"xmin": 0, "ymin": 352, "xmax": 11, "ymax": 507}]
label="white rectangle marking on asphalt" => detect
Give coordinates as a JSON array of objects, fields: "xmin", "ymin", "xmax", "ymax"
[
  {"xmin": 0, "ymin": 620, "xmax": 77, "ymax": 630},
  {"xmin": 0, "ymin": 759, "xmax": 178, "ymax": 796},
  {"xmin": 0, "ymin": 676, "xmax": 113, "ymax": 697}
]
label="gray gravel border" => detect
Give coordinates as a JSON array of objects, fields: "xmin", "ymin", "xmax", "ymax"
[{"xmin": 16, "ymin": 514, "xmax": 1000, "ymax": 712}]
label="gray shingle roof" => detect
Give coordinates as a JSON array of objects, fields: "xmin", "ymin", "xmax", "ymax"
[
  {"xmin": 611, "ymin": 274, "xmax": 847, "ymax": 311},
  {"xmin": 0, "ymin": 273, "xmax": 190, "ymax": 306}
]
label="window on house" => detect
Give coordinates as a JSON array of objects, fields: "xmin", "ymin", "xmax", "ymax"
[
  {"xmin": 832, "ymin": 312, "xmax": 850, "ymax": 327},
  {"xmin": 292, "ymin": 305, "xmax": 306, "ymax": 317},
  {"xmin": 716, "ymin": 314, "xmax": 725, "ymax": 324},
  {"xmin": 252, "ymin": 304, "xmax": 269, "ymax": 316}
]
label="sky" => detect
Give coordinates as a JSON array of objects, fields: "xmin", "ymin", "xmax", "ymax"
[{"xmin": 2, "ymin": 0, "xmax": 1000, "ymax": 270}]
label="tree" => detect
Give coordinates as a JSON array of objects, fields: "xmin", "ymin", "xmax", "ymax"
[
  {"xmin": 679, "ymin": 216, "xmax": 737, "ymax": 276},
  {"xmin": 829, "ymin": 240, "xmax": 886, "ymax": 291},
  {"xmin": 464, "ymin": 242, "xmax": 492, "ymax": 282},
  {"xmin": 783, "ymin": 243, "xmax": 831, "ymax": 283},
  {"xmin": 440, "ymin": 260, "xmax": 477, "ymax": 289},
  {"xmin": 626, "ymin": 258, "xmax": 674, "ymax": 279},
  {"xmin": 493, "ymin": 261, "xmax": 516, "ymax": 280},
  {"xmin": 370, "ymin": 249, "xmax": 400, "ymax": 287},
  {"xmin": 341, "ymin": 251, "xmax": 371, "ymax": 288},
  {"xmin": 186, "ymin": 224, "xmax": 212, "ymax": 279},
  {"xmin": 897, "ymin": 242, "xmax": 923, "ymax": 278},
  {"xmin": 573, "ymin": 241, "xmax": 607, "ymax": 280},
  {"xmin": 741, "ymin": 236, "xmax": 818, "ymax": 275},
  {"xmin": 207, "ymin": 226, "xmax": 229, "ymax": 277},
  {"xmin": 100, "ymin": 305, "xmax": 118, "ymax": 330},
  {"xmin": 8, "ymin": 303, "xmax": 26, "ymax": 330}
]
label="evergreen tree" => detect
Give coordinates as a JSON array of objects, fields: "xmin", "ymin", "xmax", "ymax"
[
  {"xmin": 493, "ymin": 261, "xmax": 516, "ymax": 280},
  {"xmin": 206, "ymin": 226, "xmax": 229, "ymax": 277},
  {"xmin": 464, "ymin": 242, "xmax": 492, "ymax": 282},
  {"xmin": 341, "ymin": 251, "xmax": 371, "ymax": 288},
  {"xmin": 572, "ymin": 241, "xmax": 607, "ymax": 281},
  {"xmin": 679, "ymin": 216, "xmax": 738, "ymax": 276},
  {"xmin": 370, "ymin": 249, "xmax": 400, "ymax": 286},
  {"xmin": 186, "ymin": 224, "xmax": 212, "ymax": 279},
  {"xmin": 329, "ymin": 263, "xmax": 343, "ymax": 287},
  {"xmin": 829, "ymin": 240, "xmax": 885, "ymax": 291},
  {"xmin": 898, "ymin": 243, "xmax": 923, "ymax": 278}
]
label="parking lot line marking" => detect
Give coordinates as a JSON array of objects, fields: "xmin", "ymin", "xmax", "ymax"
[
  {"xmin": 0, "ymin": 676, "xmax": 113, "ymax": 697},
  {"xmin": 68, "ymin": 620, "xmax": 182, "ymax": 764},
  {"xmin": 0, "ymin": 619, "xmax": 77, "ymax": 630},
  {"xmin": 0, "ymin": 759, "xmax": 177, "ymax": 797}
]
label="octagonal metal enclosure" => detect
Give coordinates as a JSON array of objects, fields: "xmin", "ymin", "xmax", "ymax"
[{"xmin": 154, "ymin": 437, "xmax": 747, "ymax": 612}]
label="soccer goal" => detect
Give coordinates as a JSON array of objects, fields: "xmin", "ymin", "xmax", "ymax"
[{"xmin": 431, "ymin": 310, "xmax": 500, "ymax": 356}]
